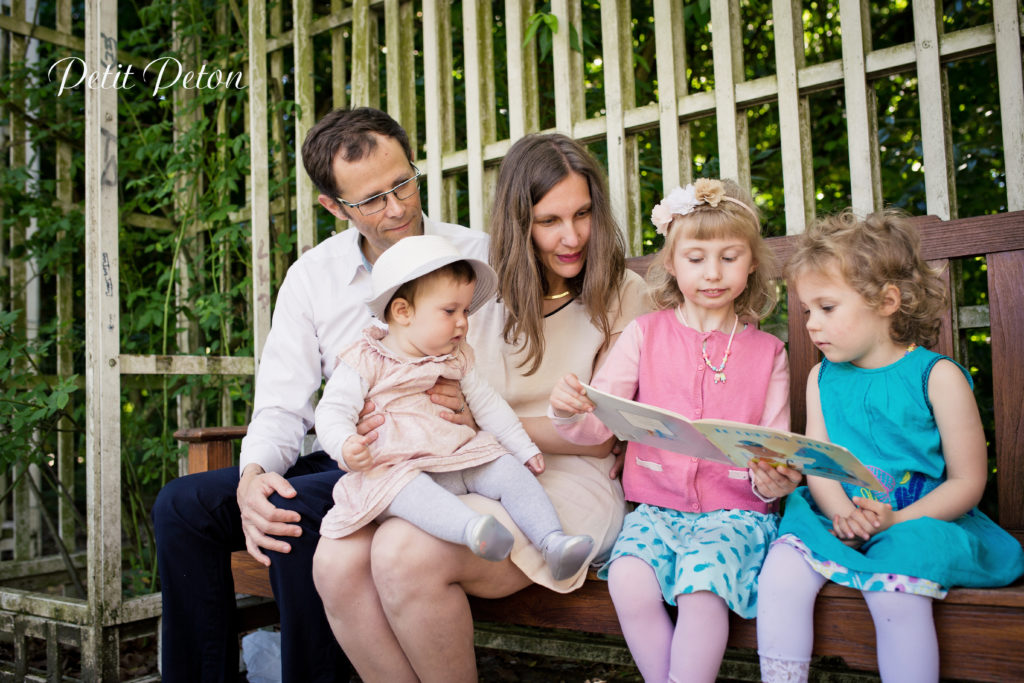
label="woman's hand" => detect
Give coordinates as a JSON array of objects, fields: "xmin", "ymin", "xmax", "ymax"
[
  {"xmin": 608, "ymin": 440, "xmax": 626, "ymax": 480},
  {"xmin": 549, "ymin": 373, "xmax": 594, "ymax": 418},
  {"xmin": 428, "ymin": 377, "xmax": 478, "ymax": 429},
  {"xmin": 750, "ymin": 460, "xmax": 802, "ymax": 499},
  {"xmin": 525, "ymin": 453, "xmax": 545, "ymax": 474},
  {"xmin": 342, "ymin": 435, "xmax": 374, "ymax": 472}
]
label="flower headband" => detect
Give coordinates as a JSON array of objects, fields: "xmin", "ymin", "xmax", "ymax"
[{"xmin": 650, "ymin": 178, "xmax": 760, "ymax": 236}]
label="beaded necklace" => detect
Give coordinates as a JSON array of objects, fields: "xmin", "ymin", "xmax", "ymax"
[{"xmin": 676, "ymin": 307, "xmax": 741, "ymax": 384}]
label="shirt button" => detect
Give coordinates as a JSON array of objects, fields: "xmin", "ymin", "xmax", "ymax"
[{"xmin": 692, "ymin": 504, "xmax": 700, "ymax": 511}]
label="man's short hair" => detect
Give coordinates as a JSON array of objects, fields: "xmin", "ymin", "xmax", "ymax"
[{"xmin": 301, "ymin": 107, "xmax": 414, "ymax": 201}]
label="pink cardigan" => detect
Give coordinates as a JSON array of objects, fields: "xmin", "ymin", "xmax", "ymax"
[{"xmin": 554, "ymin": 309, "xmax": 789, "ymax": 514}]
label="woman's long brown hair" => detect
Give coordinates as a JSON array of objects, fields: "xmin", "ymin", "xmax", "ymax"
[{"xmin": 488, "ymin": 134, "xmax": 626, "ymax": 375}]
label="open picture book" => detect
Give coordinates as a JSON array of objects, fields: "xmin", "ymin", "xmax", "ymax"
[{"xmin": 581, "ymin": 383, "xmax": 884, "ymax": 491}]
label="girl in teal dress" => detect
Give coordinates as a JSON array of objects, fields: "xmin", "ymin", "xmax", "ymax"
[{"xmin": 756, "ymin": 210, "xmax": 1024, "ymax": 683}]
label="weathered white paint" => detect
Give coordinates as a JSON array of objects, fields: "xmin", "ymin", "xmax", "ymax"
[
  {"xmin": 83, "ymin": 0, "xmax": 122, "ymax": 675},
  {"xmin": 600, "ymin": 0, "xmax": 637, "ymax": 253},
  {"xmin": 653, "ymin": 0, "xmax": 689, "ymax": 194},
  {"xmin": 914, "ymin": 0, "xmax": 956, "ymax": 219},
  {"xmin": 711, "ymin": 0, "xmax": 749, "ymax": 187},
  {"xmin": 294, "ymin": 0, "xmax": 316, "ymax": 255},
  {"xmin": 839, "ymin": 0, "xmax": 882, "ymax": 213},
  {"xmin": 995, "ymin": 0, "xmax": 1024, "ymax": 211},
  {"xmin": 552, "ymin": 0, "xmax": 584, "ymax": 135},
  {"xmin": 772, "ymin": 0, "xmax": 815, "ymax": 235}
]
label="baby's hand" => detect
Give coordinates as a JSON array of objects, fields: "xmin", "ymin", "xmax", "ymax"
[
  {"xmin": 525, "ymin": 453, "xmax": 545, "ymax": 474},
  {"xmin": 549, "ymin": 373, "xmax": 594, "ymax": 418},
  {"xmin": 342, "ymin": 435, "xmax": 373, "ymax": 472},
  {"xmin": 750, "ymin": 460, "xmax": 802, "ymax": 499}
]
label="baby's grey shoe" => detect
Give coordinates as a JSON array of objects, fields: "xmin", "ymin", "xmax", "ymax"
[
  {"xmin": 466, "ymin": 515, "xmax": 514, "ymax": 561},
  {"xmin": 541, "ymin": 532, "xmax": 594, "ymax": 581}
]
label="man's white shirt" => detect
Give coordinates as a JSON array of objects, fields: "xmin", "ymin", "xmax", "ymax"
[{"xmin": 239, "ymin": 215, "xmax": 490, "ymax": 476}]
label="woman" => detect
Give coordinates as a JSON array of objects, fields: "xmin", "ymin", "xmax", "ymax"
[{"xmin": 312, "ymin": 133, "xmax": 650, "ymax": 681}]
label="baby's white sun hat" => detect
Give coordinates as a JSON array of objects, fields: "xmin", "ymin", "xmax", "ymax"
[{"xmin": 366, "ymin": 235, "xmax": 497, "ymax": 320}]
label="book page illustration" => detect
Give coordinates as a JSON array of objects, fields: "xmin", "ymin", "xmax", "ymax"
[{"xmin": 582, "ymin": 383, "xmax": 884, "ymax": 491}]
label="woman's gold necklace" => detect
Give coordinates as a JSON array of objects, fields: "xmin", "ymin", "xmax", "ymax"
[{"xmin": 543, "ymin": 290, "xmax": 572, "ymax": 300}]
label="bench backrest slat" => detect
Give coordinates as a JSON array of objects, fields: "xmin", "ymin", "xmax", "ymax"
[{"xmin": 989, "ymin": 248, "xmax": 1024, "ymax": 542}]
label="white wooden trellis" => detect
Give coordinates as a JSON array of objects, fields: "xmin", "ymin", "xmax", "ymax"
[{"xmin": 0, "ymin": 1, "xmax": 1022, "ymax": 679}]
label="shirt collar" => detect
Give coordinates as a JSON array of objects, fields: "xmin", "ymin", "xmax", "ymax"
[{"xmin": 337, "ymin": 212, "xmax": 436, "ymax": 285}]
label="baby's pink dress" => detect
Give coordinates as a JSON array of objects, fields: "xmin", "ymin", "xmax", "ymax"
[{"xmin": 319, "ymin": 327, "xmax": 509, "ymax": 539}]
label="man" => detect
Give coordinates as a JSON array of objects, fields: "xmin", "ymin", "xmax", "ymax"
[{"xmin": 153, "ymin": 107, "xmax": 489, "ymax": 682}]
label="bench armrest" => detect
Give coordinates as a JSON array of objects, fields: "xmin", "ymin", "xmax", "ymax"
[{"xmin": 174, "ymin": 425, "xmax": 248, "ymax": 474}]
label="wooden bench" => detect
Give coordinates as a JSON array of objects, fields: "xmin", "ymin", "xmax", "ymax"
[{"xmin": 175, "ymin": 211, "xmax": 1024, "ymax": 681}]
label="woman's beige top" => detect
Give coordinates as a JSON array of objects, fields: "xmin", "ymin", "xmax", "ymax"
[{"xmin": 467, "ymin": 269, "xmax": 650, "ymax": 591}]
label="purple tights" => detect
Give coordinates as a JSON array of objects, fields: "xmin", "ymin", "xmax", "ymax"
[
  {"xmin": 607, "ymin": 556, "xmax": 730, "ymax": 682},
  {"xmin": 756, "ymin": 542, "xmax": 939, "ymax": 682}
]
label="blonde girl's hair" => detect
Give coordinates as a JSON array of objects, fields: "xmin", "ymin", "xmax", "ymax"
[
  {"xmin": 785, "ymin": 209, "xmax": 948, "ymax": 348},
  {"xmin": 488, "ymin": 133, "xmax": 627, "ymax": 375},
  {"xmin": 647, "ymin": 178, "xmax": 778, "ymax": 320}
]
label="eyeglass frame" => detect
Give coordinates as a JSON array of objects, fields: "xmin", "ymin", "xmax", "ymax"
[{"xmin": 335, "ymin": 164, "xmax": 422, "ymax": 216}]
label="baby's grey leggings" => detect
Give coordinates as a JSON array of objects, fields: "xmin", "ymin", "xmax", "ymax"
[{"xmin": 383, "ymin": 453, "xmax": 562, "ymax": 547}]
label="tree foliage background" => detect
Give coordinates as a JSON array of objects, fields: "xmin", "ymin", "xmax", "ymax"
[{"xmin": 0, "ymin": 0, "xmax": 1006, "ymax": 596}]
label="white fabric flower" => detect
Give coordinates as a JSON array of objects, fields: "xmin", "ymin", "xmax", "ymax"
[{"xmin": 650, "ymin": 184, "xmax": 698, "ymax": 236}]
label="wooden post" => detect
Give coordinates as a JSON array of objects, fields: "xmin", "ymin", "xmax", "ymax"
[
  {"xmin": 423, "ymin": 0, "xmax": 456, "ymax": 223},
  {"xmin": 653, "ymin": 0, "xmax": 691, "ymax": 194},
  {"xmin": 913, "ymin": 0, "xmax": 956, "ymax": 219},
  {"xmin": 600, "ymin": 0, "xmax": 641, "ymax": 255},
  {"xmin": 551, "ymin": 0, "xmax": 584, "ymax": 135},
  {"xmin": 711, "ymin": 0, "xmax": 750, "ymax": 189},
  {"xmin": 249, "ymin": 0, "xmax": 272, "ymax": 367},
  {"xmin": 84, "ymin": 0, "xmax": 122, "ymax": 676},
  {"xmin": 839, "ymin": 0, "xmax": 883, "ymax": 213},
  {"xmin": 463, "ymin": 0, "xmax": 497, "ymax": 232},
  {"xmin": 994, "ymin": 0, "xmax": 1024, "ymax": 211},
  {"xmin": 505, "ymin": 0, "xmax": 539, "ymax": 141},
  {"xmin": 772, "ymin": 0, "xmax": 815, "ymax": 234},
  {"xmin": 294, "ymin": 0, "xmax": 316, "ymax": 255}
]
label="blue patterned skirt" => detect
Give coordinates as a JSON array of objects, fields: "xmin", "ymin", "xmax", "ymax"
[{"xmin": 597, "ymin": 504, "xmax": 778, "ymax": 618}]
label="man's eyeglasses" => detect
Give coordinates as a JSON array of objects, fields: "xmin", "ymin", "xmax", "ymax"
[{"xmin": 336, "ymin": 165, "xmax": 421, "ymax": 216}]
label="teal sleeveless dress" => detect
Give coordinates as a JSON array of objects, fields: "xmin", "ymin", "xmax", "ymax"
[{"xmin": 776, "ymin": 347, "xmax": 1024, "ymax": 591}]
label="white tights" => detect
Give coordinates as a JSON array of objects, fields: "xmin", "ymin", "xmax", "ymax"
[
  {"xmin": 756, "ymin": 543, "xmax": 939, "ymax": 683},
  {"xmin": 607, "ymin": 556, "xmax": 730, "ymax": 683}
]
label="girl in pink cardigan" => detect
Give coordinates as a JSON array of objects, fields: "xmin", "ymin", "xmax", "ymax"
[{"xmin": 550, "ymin": 179, "xmax": 801, "ymax": 682}]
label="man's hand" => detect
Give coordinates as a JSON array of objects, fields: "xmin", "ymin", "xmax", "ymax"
[
  {"xmin": 355, "ymin": 399, "xmax": 384, "ymax": 443},
  {"xmin": 428, "ymin": 377, "xmax": 477, "ymax": 429},
  {"xmin": 237, "ymin": 463, "xmax": 302, "ymax": 567}
]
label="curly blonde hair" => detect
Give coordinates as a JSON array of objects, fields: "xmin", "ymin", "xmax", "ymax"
[
  {"xmin": 647, "ymin": 178, "xmax": 777, "ymax": 320},
  {"xmin": 785, "ymin": 209, "xmax": 948, "ymax": 348}
]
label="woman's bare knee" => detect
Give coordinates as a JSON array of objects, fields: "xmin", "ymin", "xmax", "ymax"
[{"xmin": 313, "ymin": 528, "xmax": 373, "ymax": 608}]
